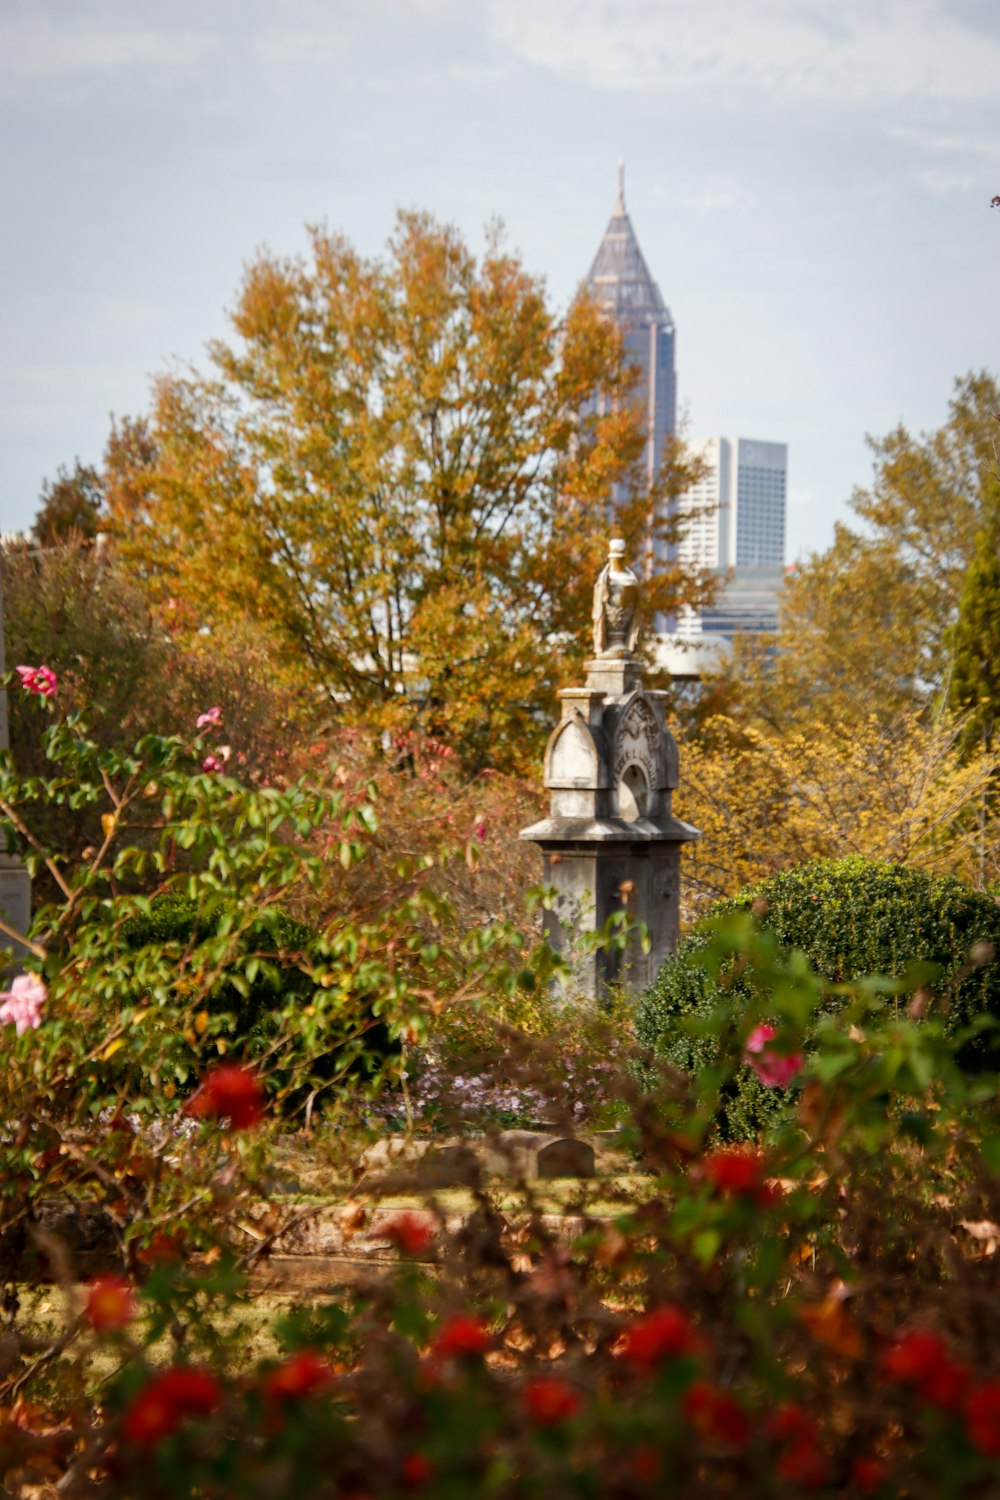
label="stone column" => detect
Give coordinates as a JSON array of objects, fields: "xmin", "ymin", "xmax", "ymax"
[
  {"xmin": 520, "ymin": 538, "xmax": 698, "ymax": 1000},
  {"xmin": 0, "ymin": 560, "xmax": 32, "ymax": 959}
]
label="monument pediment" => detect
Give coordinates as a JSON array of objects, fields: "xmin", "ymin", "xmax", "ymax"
[{"xmin": 544, "ymin": 712, "xmax": 610, "ymax": 790}]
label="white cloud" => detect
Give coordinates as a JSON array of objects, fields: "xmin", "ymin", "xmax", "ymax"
[
  {"xmin": 482, "ymin": 0, "xmax": 1000, "ymax": 105},
  {"xmin": 916, "ymin": 166, "xmax": 976, "ymax": 195},
  {"xmin": 679, "ymin": 179, "xmax": 757, "ymax": 214},
  {"xmin": 0, "ymin": 17, "xmax": 219, "ymax": 79}
]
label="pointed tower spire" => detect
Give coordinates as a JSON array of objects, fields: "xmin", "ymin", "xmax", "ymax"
[{"xmin": 583, "ymin": 165, "xmax": 670, "ymax": 327}]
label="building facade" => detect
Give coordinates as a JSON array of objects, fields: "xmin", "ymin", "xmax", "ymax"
[
  {"xmin": 667, "ymin": 436, "xmax": 788, "ymax": 670},
  {"xmin": 676, "ymin": 437, "xmax": 787, "ymax": 577}
]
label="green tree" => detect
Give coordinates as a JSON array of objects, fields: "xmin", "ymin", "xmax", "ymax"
[
  {"xmin": 948, "ymin": 498, "xmax": 1000, "ymax": 755},
  {"xmin": 710, "ymin": 372, "xmax": 1000, "ymax": 736},
  {"xmin": 108, "ymin": 213, "xmax": 711, "ymax": 772},
  {"xmin": 32, "ymin": 459, "xmax": 104, "ymax": 547}
]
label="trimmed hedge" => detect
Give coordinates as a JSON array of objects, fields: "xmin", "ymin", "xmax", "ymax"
[{"xmin": 636, "ymin": 857, "xmax": 1000, "ymax": 1140}]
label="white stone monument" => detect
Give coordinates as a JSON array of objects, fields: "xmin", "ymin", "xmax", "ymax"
[
  {"xmin": 0, "ymin": 564, "xmax": 32, "ymax": 959},
  {"xmin": 521, "ymin": 539, "xmax": 698, "ymax": 998}
]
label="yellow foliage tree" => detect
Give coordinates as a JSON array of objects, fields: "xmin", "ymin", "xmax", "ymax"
[{"xmin": 677, "ymin": 709, "xmax": 1000, "ymax": 918}]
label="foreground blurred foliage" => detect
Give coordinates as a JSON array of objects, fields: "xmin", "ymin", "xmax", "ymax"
[{"xmin": 3, "ymin": 692, "xmax": 1000, "ymax": 1495}]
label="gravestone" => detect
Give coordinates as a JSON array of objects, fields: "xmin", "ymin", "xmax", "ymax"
[
  {"xmin": 520, "ymin": 538, "xmax": 698, "ymax": 998},
  {"xmin": 357, "ymin": 1135, "xmax": 481, "ymax": 1188},
  {"xmin": 0, "ymin": 564, "xmax": 31, "ymax": 961}
]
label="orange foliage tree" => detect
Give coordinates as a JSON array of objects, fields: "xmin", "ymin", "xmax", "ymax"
[{"xmin": 107, "ymin": 213, "xmax": 710, "ymax": 772}]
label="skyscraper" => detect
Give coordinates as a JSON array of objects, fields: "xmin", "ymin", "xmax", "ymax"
[
  {"xmin": 583, "ymin": 162, "xmax": 677, "ymax": 493},
  {"xmin": 670, "ymin": 436, "xmax": 788, "ymax": 662},
  {"xmin": 676, "ymin": 437, "xmax": 788, "ymax": 574}
]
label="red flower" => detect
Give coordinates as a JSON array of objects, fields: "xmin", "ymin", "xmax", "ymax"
[
  {"xmin": 618, "ymin": 1305, "xmax": 698, "ymax": 1369},
  {"xmin": 682, "ymin": 1381, "xmax": 750, "ymax": 1447},
  {"xmin": 880, "ymin": 1330, "xmax": 969, "ymax": 1412},
  {"xmin": 701, "ymin": 1148, "xmax": 780, "ymax": 1208},
  {"xmin": 84, "ymin": 1275, "xmax": 135, "ymax": 1333},
  {"xmin": 921, "ymin": 1356, "xmax": 969, "ymax": 1413},
  {"xmin": 743, "ymin": 1023, "xmax": 802, "ymax": 1088},
  {"xmin": 522, "ymin": 1376, "xmax": 584, "ymax": 1425},
  {"xmin": 185, "ymin": 1064, "xmax": 265, "ymax": 1129},
  {"xmin": 767, "ymin": 1405, "xmax": 828, "ymax": 1490},
  {"xmin": 383, "ymin": 1212, "xmax": 435, "ymax": 1256},
  {"xmin": 850, "ymin": 1456, "xmax": 888, "ymax": 1493},
  {"xmin": 631, "ymin": 1444, "xmax": 661, "ymax": 1484},
  {"xmin": 262, "ymin": 1350, "xmax": 335, "ymax": 1403},
  {"xmin": 121, "ymin": 1367, "xmax": 222, "ymax": 1447},
  {"xmin": 966, "ymin": 1381, "xmax": 1000, "ymax": 1456},
  {"xmin": 400, "ymin": 1453, "xmax": 433, "ymax": 1488},
  {"xmin": 880, "ymin": 1329, "xmax": 944, "ymax": 1383},
  {"xmin": 138, "ymin": 1232, "xmax": 182, "ymax": 1266},
  {"xmin": 430, "ymin": 1313, "xmax": 490, "ymax": 1360}
]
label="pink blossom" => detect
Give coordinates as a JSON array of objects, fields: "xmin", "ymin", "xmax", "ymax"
[
  {"xmin": 196, "ymin": 707, "xmax": 222, "ymax": 729},
  {"xmin": 744, "ymin": 1023, "xmax": 802, "ymax": 1089},
  {"xmin": 15, "ymin": 665, "xmax": 58, "ymax": 698},
  {"xmin": 202, "ymin": 745, "xmax": 231, "ymax": 774},
  {"xmin": 0, "ymin": 973, "xmax": 47, "ymax": 1035}
]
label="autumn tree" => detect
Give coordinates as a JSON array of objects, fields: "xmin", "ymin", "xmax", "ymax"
[
  {"xmin": 32, "ymin": 459, "xmax": 105, "ymax": 547},
  {"xmin": 108, "ymin": 213, "xmax": 711, "ymax": 772},
  {"xmin": 672, "ymin": 373, "xmax": 1000, "ymax": 901}
]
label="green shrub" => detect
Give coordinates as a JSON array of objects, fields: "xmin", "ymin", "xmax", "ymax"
[
  {"xmin": 118, "ymin": 894, "xmax": 394, "ymax": 1099},
  {"xmin": 120, "ymin": 894, "xmax": 317, "ymax": 1038},
  {"xmin": 636, "ymin": 857, "xmax": 1000, "ymax": 1139}
]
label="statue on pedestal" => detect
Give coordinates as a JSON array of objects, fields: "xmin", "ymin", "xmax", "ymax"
[
  {"xmin": 592, "ymin": 538, "xmax": 640, "ymax": 657},
  {"xmin": 521, "ymin": 536, "xmax": 698, "ymax": 999}
]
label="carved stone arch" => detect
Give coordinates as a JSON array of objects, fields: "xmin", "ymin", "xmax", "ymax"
[
  {"xmin": 611, "ymin": 690, "xmax": 677, "ymax": 793},
  {"xmin": 544, "ymin": 712, "xmax": 610, "ymax": 790}
]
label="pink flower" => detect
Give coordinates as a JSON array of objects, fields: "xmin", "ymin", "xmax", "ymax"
[
  {"xmin": 202, "ymin": 745, "xmax": 231, "ymax": 774},
  {"xmin": 744, "ymin": 1024, "xmax": 802, "ymax": 1088},
  {"xmin": 196, "ymin": 707, "xmax": 222, "ymax": 729},
  {"xmin": 0, "ymin": 973, "xmax": 46, "ymax": 1035},
  {"xmin": 15, "ymin": 664, "xmax": 57, "ymax": 698}
]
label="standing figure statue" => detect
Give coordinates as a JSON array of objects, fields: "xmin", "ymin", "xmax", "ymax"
[{"xmin": 592, "ymin": 538, "xmax": 640, "ymax": 657}]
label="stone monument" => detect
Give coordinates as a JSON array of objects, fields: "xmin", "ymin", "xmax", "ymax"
[
  {"xmin": 0, "ymin": 564, "xmax": 32, "ymax": 960},
  {"xmin": 520, "ymin": 538, "xmax": 698, "ymax": 998}
]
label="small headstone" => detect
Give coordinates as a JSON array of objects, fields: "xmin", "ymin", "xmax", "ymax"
[{"xmin": 357, "ymin": 1136, "xmax": 480, "ymax": 1187}]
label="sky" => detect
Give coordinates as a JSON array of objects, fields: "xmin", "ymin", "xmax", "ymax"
[{"xmin": 1, "ymin": 0, "xmax": 997, "ymax": 559}]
